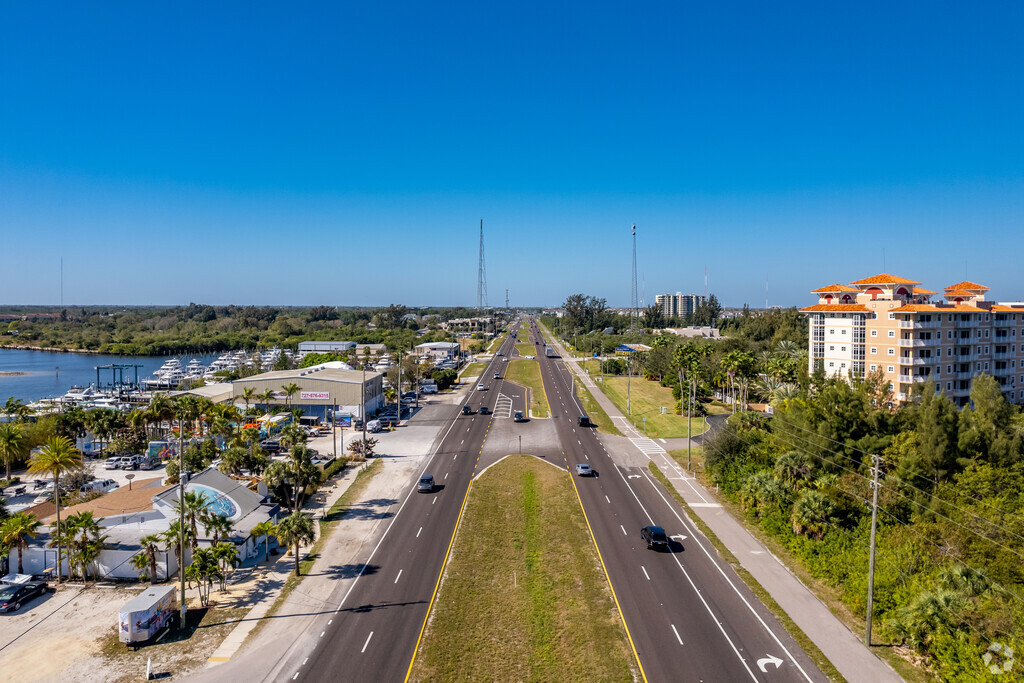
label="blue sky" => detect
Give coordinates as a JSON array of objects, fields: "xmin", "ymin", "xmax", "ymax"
[{"xmin": 2, "ymin": 2, "xmax": 1023, "ymax": 308}]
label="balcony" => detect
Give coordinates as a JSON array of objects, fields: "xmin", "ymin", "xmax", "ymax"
[
  {"xmin": 898, "ymin": 357, "xmax": 930, "ymax": 366},
  {"xmin": 898, "ymin": 320, "xmax": 941, "ymax": 329},
  {"xmin": 954, "ymin": 319, "xmax": 980, "ymax": 328},
  {"xmin": 992, "ymin": 365, "xmax": 1015, "ymax": 375},
  {"xmin": 897, "ymin": 374, "xmax": 929, "ymax": 384},
  {"xmin": 898, "ymin": 338, "xmax": 939, "ymax": 347},
  {"xmin": 993, "ymin": 318, "xmax": 1017, "ymax": 327},
  {"xmin": 992, "ymin": 352, "xmax": 1015, "ymax": 359},
  {"xmin": 895, "ymin": 392, "xmax": 908, "ymax": 401}
]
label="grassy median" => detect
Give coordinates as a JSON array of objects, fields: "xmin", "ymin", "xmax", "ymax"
[
  {"xmin": 515, "ymin": 342, "xmax": 535, "ymax": 357},
  {"xmin": 410, "ymin": 455, "xmax": 636, "ymax": 682},
  {"xmin": 504, "ymin": 359, "xmax": 549, "ymax": 417}
]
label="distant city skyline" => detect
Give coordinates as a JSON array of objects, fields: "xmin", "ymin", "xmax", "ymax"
[{"xmin": 2, "ymin": 2, "xmax": 1023, "ymax": 308}]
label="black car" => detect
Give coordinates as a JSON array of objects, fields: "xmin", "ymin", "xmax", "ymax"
[
  {"xmin": 641, "ymin": 525, "xmax": 669, "ymax": 550},
  {"xmin": 0, "ymin": 581, "xmax": 49, "ymax": 612},
  {"xmin": 260, "ymin": 439, "xmax": 282, "ymax": 454},
  {"xmin": 479, "ymin": 405, "xmax": 491, "ymax": 415},
  {"xmin": 461, "ymin": 405, "xmax": 474, "ymax": 415},
  {"xmin": 578, "ymin": 415, "xmax": 591, "ymax": 427}
]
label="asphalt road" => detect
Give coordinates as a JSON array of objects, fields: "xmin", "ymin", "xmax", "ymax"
[
  {"xmin": 280, "ymin": 331, "xmax": 524, "ymax": 682},
  {"xmin": 524, "ymin": 320, "xmax": 828, "ymax": 683}
]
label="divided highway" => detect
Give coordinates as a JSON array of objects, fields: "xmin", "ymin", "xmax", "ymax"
[
  {"xmin": 279, "ymin": 331, "xmax": 523, "ymax": 682},
  {"xmin": 526, "ymin": 320, "xmax": 827, "ymax": 682}
]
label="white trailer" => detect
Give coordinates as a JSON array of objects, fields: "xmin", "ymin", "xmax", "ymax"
[{"xmin": 118, "ymin": 585, "xmax": 177, "ymax": 645}]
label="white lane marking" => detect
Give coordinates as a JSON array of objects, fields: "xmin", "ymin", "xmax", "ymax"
[
  {"xmin": 303, "ymin": 657, "xmax": 308, "ymax": 665},
  {"xmin": 578, "ymin": 440, "xmax": 581, "ymax": 445},
  {"xmin": 585, "ymin": 453, "xmax": 589, "ymax": 460},
  {"xmin": 432, "ymin": 497, "xmax": 437, "ymax": 505},
  {"xmin": 395, "ymin": 569, "xmax": 403, "ymax": 584},
  {"xmin": 605, "ymin": 495, "xmax": 610, "ymax": 503},
  {"xmin": 620, "ymin": 525, "xmax": 627, "ymax": 536},
  {"xmin": 361, "ymin": 631, "xmax": 374, "ymax": 653},
  {"xmin": 672, "ymin": 624, "xmax": 684, "ymax": 645},
  {"xmin": 454, "ymin": 453, "xmax": 457, "ymax": 460},
  {"xmin": 320, "ymin": 631, "xmax": 325, "ymax": 637},
  {"xmin": 416, "ymin": 527, "xmax": 422, "ymax": 538},
  {"xmin": 293, "ymin": 673, "xmax": 299, "ymax": 680},
  {"xmin": 444, "ymin": 472, "xmax": 448, "ymax": 479},
  {"xmin": 642, "ymin": 566, "xmax": 650, "ymax": 581},
  {"xmin": 659, "ymin": 438, "xmax": 667, "ymax": 444},
  {"xmin": 461, "ymin": 439, "xmax": 464, "ymax": 445}
]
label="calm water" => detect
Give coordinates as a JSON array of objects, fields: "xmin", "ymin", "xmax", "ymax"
[{"xmin": 0, "ymin": 348, "xmax": 218, "ymax": 403}]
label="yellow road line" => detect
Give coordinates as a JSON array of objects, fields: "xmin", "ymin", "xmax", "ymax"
[
  {"xmin": 404, "ymin": 480, "xmax": 474, "ymax": 682},
  {"xmin": 566, "ymin": 465, "xmax": 648, "ymax": 682}
]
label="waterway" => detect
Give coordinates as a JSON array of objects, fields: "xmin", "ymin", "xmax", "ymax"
[{"xmin": 0, "ymin": 348, "xmax": 217, "ymax": 403}]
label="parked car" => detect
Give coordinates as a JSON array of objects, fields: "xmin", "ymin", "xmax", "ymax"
[
  {"xmin": 575, "ymin": 463, "xmax": 593, "ymax": 476},
  {"xmin": 0, "ymin": 580, "xmax": 49, "ymax": 613},
  {"xmin": 378, "ymin": 415, "xmax": 399, "ymax": 428},
  {"xmin": 104, "ymin": 457, "xmax": 122, "ymax": 470},
  {"xmin": 80, "ymin": 479, "xmax": 119, "ymax": 495},
  {"xmin": 641, "ymin": 525, "xmax": 669, "ymax": 550},
  {"xmin": 260, "ymin": 439, "xmax": 282, "ymax": 454},
  {"xmin": 366, "ymin": 419, "xmax": 382, "ymax": 433},
  {"xmin": 479, "ymin": 405, "xmax": 490, "ymax": 415},
  {"xmin": 417, "ymin": 475, "xmax": 435, "ymax": 493},
  {"xmin": 461, "ymin": 405, "xmax": 474, "ymax": 415},
  {"xmin": 121, "ymin": 455, "xmax": 144, "ymax": 470}
]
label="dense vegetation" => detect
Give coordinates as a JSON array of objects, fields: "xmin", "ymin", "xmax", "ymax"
[
  {"xmin": 0, "ymin": 304, "xmax": 489, "ymax": 355},
  {"xmin": 705, "ymin": 376, "xmax": 1024, "ymax": 679}
]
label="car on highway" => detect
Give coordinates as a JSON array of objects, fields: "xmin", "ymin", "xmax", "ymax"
[
  {"xmin": 417, "ymin": 475, "xmax": 435, "ymax": 493},
  {"xmin": 578, "ymin": 415, "xmax": 591, "ymax": 427},
  {"xmin": 479, "ymin": 405, "xmax": 490, "ymax": 415},
  {"xmin": 525, "ymin": 355, "xmax": 535, "ymax": 359},
  {"xmin": 513, "ymin": 410, "xmax": 524, "ymax": 422},
  {"xmin": 493, "ymin": 372, "xmax": 500, "ymax": 379},
  {"xmin": 476, "ymin": 383, "xmax": 486, "ymax": 391},
  {"xmin": 461, "ymin": 405, "xmax": 474, "ymax": 415},
  {"xmin": 641, "ymin": 525, "xmax": 669, "ymax": 550},
  {"xmin": 503, "ymin": 357, "xmax": 509, "ymax": 362},
  {"xmin": 575, "ymin": 463, "xmax": 593, "ymax": 476},
  {"xmin": 0, "ymin": 580, "xmax": 50, "ymax": 613}
]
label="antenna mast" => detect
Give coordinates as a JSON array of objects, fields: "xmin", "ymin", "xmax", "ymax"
[
  {"xmin": 477, "ymin": 219, "xmax": 488, "ymax": 311},
  {"xmin": 630, "ymin": 225, "xmax": 639, "ymax": 332}
]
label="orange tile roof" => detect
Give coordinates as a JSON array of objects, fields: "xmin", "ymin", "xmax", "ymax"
[
  {"xmin": 799, "ymin": 304, "xmax": 869, "ymax": 312},
  {"xmin": 944, "ymin": 289, "xmax": 977, "ymax": 297},
  {"xmin": 944, "ymin": 281, "xmax": 989, "ymax": 291},
  {"xmin": 912, "ymin": 286, "xmax": 937, "ymax": 295},
  {"xmin": 896, "ymin": 304, "xmax": 983, "ymax": 313},
  {"xmin": 849, "ymin": 273, "xmax": 922, "ymax": 286},
  {"xmin": 991, "ymin": 304, "xmax": 1024, "ymax": 312},
  {"xmin": 810, "ymin": 284, "xmax": 859, "ymax": 293}
]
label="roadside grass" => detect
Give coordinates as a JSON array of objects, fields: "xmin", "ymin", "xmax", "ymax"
[
  {"xmin": 260, "ymin": 459, "xmax": 384, "ymax": 622},
  {"xmin": 410, "ymin": 455, "xmax": 636, "ymax": 682},
  {"xmin": 600, "ymin": 376, "xmax": 708, "ymax": 438},
  {"xmin": 667, "ymin": 446, "xmax": 705, "ymax": 474},
  {"xmin": 646, "ymin": 463, "xmax": 847, "ymax": 683},
  {"xmin": 515, "ymin": 342, "xmax": 535, "ymax": 357},
  {"xmin": 487, "ymin": 334, "xmax": 507, "ymax": 353},
  {"xmin": 505, "ymin": 359, "xmax": 549, "ymax": 417},
  {"xmin": 459, "ymin": 361, "xmax": 487, "ymax": 378},
  {"xmin": 666, "ymin": 458, "xmax": 933, "ymax": 683},
  {"xmin": 574, "ymin": 380, "xmax": 622, "ymax": 436},
  {"xmin": 99, "ymin": 605, "xmax": 248, "ymax": 683}
]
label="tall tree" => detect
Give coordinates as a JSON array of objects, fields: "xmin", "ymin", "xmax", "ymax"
[
  {"xmin": 274, "ymin": 512, "xmax": 315, "ymax": 576},
  {"xmin": 28, "ymin": 435, "xmax": 82, "ymax": 583},
  {"xmin": 0, "ymin": 512, "xmax": 40, "ymax": 574},
  {"xmin": 0, "ymin": 422, "xmax": 27, "ymax": 481}
]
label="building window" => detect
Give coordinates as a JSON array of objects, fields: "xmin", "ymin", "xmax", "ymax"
[
  {"xmin": 888, "ymin": 366, "xmax": 895, "ymax": 373},
  {"xmin": 829, "ymin": 329, "xmax": 834, "ymax": 335},
  {"xmin": 888, "ymin": 330, "xmax": 895, "ymax": 337},
  {"xmin": 947, "ymin": 382, "xmax": 952, "ymax": 391},
  {"xmin": 985, "ymin": 362, "xmax": 990, "ymax": 370},
  {"xmin": 841, "ymin": 346, "xmax": 847, "ymax": 351},
  {"xmin": 936, "ymin": 383, "xmax": 941, "ymax": 392},
  {"xmin": 948, "ymin": 331, "xmax": 954, "ymax": 339},
  {"xmin": 985, "ymin": 346, "xmax": 990, "ymax": 354},
  {"xmin": 870, "ymin": 347, "xmax": 877, "ymax": 354},
  {"xmin": 829, "ymin": 362, "xmax": 834, "ymax": 368},
  {"xmin": 842, "ymin": 329, "xmax": 847, "ymax": 335},
  {"xmin": 871, "ymin": 330, "xmax": 878, "ymax": 337},
  {"xmin": 947, "ymin": 365, "xmax": 952, "ymax": 372},
  {"xmin": 888, "ymin": 348, "xmax": 895, "ymax": 355},
  {"xmin": 888, "ymin": 312, "xmax": 895, "ymax": 320},
  {"xmin": 829, "ymin": 345, "xmax": 834, "ymax": 351},
  {"xmin": 870, "ymin": 364, "xmax": 877, "ymax": 371}
]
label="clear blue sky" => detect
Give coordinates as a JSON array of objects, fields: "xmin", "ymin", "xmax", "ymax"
[{"xmin": 2, "ymin": 2, "xmax": 1023, "ymax": 308}]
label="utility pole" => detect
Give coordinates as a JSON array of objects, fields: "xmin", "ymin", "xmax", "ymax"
[
  {"xmin": 626, "ymin": 351, "xmax": 632, "ymax": 416},
  {"xmin": 865, "ymin": 453, "xmax": 881, "ymax": 647},
  {"xmin": 177, "ymin": 413, "xmax": 186, "ymax": 628},
  {"xmin": 361, "ymin": 365, "xmax": 367, "ymax": 461}
]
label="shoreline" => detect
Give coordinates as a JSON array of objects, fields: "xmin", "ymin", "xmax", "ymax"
[{"xmin": 0, "ymin": 344, "xmax": 151, "ymax": 356}]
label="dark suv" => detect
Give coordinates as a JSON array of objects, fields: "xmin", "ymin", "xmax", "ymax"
[{"xmin": 641, "ymin": 525, "xmax": 668, "ymax": 550}]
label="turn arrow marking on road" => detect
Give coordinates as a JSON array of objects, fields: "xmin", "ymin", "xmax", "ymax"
[
  {"xmin": 627, "ymin": 474, "xmax": 641, "ymax": 479},
  {"xmin": 757, "ymin": 654, "xmax": 783, "ymax": 672}
]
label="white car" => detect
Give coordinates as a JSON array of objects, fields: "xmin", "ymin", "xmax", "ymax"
[{"xmin": 477, "ymin": 383, "xmax": 486, "ymax": 391}]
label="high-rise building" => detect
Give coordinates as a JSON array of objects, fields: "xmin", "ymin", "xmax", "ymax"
[
  {"xmin": 655, "ymin": 292, "xmax": 705, "ymax": 319},
  {"xmin": 801, "ymin": 274, "xmax": 1024, "ymax": 406}
]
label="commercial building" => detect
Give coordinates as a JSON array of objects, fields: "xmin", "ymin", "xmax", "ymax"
[
  {"xmin": 655, "ymin": 292, "xmax": 705, "ymax": 319},
  {"xmin": 415, "ymin": 341, "xmax": 461, "ymax": 360},
  {"xmin": 297, "ymin": 341, "xmax": 357, "ymax": 353},
  {"xmin": 441, "ymin": 317, "xmax": 491, "ymax": 332},
  {"xmin": 801, "ymin": 274, "xmax": 1024, "ymax": 406},
  {"xmin": 231, "ymin": 366, "xmax": 385, "ymax": 419}
]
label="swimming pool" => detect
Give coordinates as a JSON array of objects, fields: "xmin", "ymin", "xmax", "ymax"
[{"xmin": 190, "ymin": 484, "xmax": 238, "ymax": 519}]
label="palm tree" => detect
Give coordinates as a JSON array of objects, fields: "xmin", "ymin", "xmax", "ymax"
[
  {"xmin": 175, "ymin": 490, "xmax": 209, "ymax": 550},
  {"xmin": 240, "ymin": 388, "xmax": 255, "ymax": 418},
  {"xmin": 147, "ymin": 392, "xmax": 175, "ymax": 439},
  {"xmin": 160, "ymin": 520, "xmax": 193, "ymax": 576},
  {"xmin": 0, "ymin": 512, "xmax": 40, "ymax": 573},
  {"xmin": 218, "ymin": 446, "xmax": 249, "ymax": 477},
  {"xmin": 259, "ymin": 389, "xmax": 275, "ymax": 415},
  {"xmin": 58, "ymin": 511, "xmax": 107, "ymax": 582},
  {"xmin": 186, "ymin": 547, "xmax": 222, "ymax": 606},
  {"xmin": 212, "ymin": 542, "xmax": 240, "ymax": 590},
  {"xmin": 130, "ymin": 549, "xmax": 152, "ymax": 581},
  {"xmin": 3, "ymin": 397, "xmax": 31, "ymax": 422},
  {"xmin": 137, "ymin": 533, "xmax": 163, "ymax": 583},
  {"xmin": 274, "ymin": 512, "xmax": 315, "ymax": 576},
  {"xmin": 203, "ymin": 513, "xmax": 233, "ymax": 546},
  {"xmin": 250, "ymin": 520, "xmax": 276, "ymax": 562},
  {"xmin": 790, "ymin": 489, "xmax": 837, "ymax": 540},
  {"xmin": 281, "ymin": 383, "xmax": 300, "ymax": 410},
  {"xmin": 28, "ymin": 435, "xmax": 82, "ymax": 583},
  {"xmin": 0, "ymin": 422, "xmax": 27, "ymax": 481}
]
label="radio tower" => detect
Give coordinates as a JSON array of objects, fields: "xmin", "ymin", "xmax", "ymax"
[
  {"xmin": 505, "ymin": 288, "xmax": 509, "ymax": 311},
  {"xmin": 476, "ymin": 219, "xmax": 488, "ymax": 311},
  {"xmin": 630, "ymin": 225, "xmax": 639, "ymax": 333}
]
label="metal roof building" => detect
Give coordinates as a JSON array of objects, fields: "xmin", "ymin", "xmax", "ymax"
[{"xmin": 230, "ymin": 366, "xmax": 384, "ymax": 418}]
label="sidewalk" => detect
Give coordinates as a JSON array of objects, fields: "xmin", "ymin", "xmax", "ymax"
[{"xmin": 543, "ymin": 328, "xmax": 901, "ymax": 683}]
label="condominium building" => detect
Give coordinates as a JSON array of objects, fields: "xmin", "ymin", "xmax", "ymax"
[
  {"xmin": 801, "ymin": 274, "xmax": 1024, "ymax": 406},
  {"xmin": 655, "ymin": 292, "xmax": 705, "ymax": 319}
]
